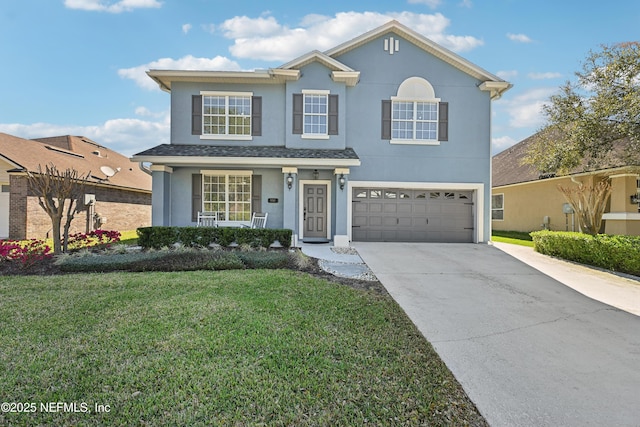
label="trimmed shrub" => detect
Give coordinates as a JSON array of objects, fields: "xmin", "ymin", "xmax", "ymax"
[
  {"xmin": 236, "ymin": 251, "xmax": 290, "ymax": 269},
  {"xmin": 530, "ymin": 231, "xmax": 640, "ymax": 276},
  {"xmin": 55, "ymin": 247, "xmax": 294, "ymax": 273},
  {"xmin": 136, "ymin": 226, "xmax": 292, "ymax": 250}
]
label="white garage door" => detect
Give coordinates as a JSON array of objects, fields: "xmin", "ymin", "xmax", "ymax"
[{"xmin": 352, "ymin": 188, "xmax": 474, "ymax": 242}]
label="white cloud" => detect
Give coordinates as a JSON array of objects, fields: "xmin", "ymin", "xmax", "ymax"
[
  {"xmin": 118, "ymin": 55, "xmax": 243, "ymax": 90},
  {"xmin": 64, "ymin": 0, "xmax": 162, "ymax": 13},
  {"xmin": 491, "ymin": 135, "xmax": 517, "ymax": 153},
  {"xmin": 507, "ymin": 33, "xmax": 532, "ymax": 43},
  {"xmin": 458, "ymin": 0, "xmax": 473, "ymax": 7},
  {"xmin": 218, "ymin": 11, "xmax": 482, "ymax": 62},
  {"xmin": 528, "ymin": 72, "xmax": 562, "ymax": 80},
  {"xmin": 182, "ymin": 23, "xmax": 192, "ymax": 34},
  {"xmin": 0, "ymin": 113, "xmax": 169, "ymax": 157},
  {"xmin": 497, "ymin": 70, "xmax": 518, "ymax": 80},
  {"xmin": 497, "ymin": 87, "xmax": 556, "ymax": 128},
  {"xmin": 407, "ymin": 0, "xmax": 442, "ymax": 9}
]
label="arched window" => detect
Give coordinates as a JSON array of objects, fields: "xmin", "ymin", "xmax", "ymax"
[{"xmin": 381, "ymin": 77, "xmax": 448, "ymax": 144}]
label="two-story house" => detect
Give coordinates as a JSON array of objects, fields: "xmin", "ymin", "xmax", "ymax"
[{"xmin": 132, "ymin": 20, "xmax": 511, "ymax": 246}]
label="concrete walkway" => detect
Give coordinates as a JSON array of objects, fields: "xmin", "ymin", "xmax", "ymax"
[
  {"xmin": 354, "ymin": 242, "xmax": 640, "ymax": 427},
  {"xmin": 492, "ymin": 241, "xmax": 640, "ymax": 316}
]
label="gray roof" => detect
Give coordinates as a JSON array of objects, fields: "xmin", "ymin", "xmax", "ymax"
[{"xmin": 133, "ymin": 144, "xmax": 360, "ymax": 160}]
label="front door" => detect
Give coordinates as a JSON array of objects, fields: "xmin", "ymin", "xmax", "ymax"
[{"xmin": 303, "ymin": 184, "xmax": 327, "ymax": 239}]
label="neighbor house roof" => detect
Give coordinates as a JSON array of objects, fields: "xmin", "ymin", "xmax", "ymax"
[
  {"xmin": 147, "ymin": 20, "xmax": 511, "ymax": 98},
  {"xmin": 132, "ymin": 145, "xmax": 361, "ymax": 168},
  {"xmin": 493, "ymin": 133, "xmax": 640, "ymax": 187},
  {"xmin": 0, "ymin": 133, "xmax": 151, "ymax": 192}
]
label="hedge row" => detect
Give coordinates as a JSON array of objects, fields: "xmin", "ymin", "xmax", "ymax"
[
  {"xmin": 530, "ymin": 231, "xmax": 640, "ymax": 276},
  {"xmin": 136, "ymin": 226, "xmax": 292, "ymax": 250},
  {"xmin": 56, "ymin": 248, "xmax": 292, "ymax": 273}
]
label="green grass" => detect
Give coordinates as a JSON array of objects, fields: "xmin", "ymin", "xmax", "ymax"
[
  {"xmin": 0, "ymin": 270, "xmax": 485, "ymax": 426},
  {"xmin": 492, "ymin": 230, "xmax": 535, "ymax": 247}
]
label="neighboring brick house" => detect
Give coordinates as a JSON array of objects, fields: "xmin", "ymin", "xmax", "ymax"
[
  {"xmin": 134, "ymin": 20, "xmax": 511, "ymax": 245},
  {"xmin": 0, "ymin": 133, "xmax": 152, "ymax": 240}
]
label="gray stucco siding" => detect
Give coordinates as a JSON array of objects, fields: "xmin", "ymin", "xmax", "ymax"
[
  {"xmin": 285, "ymin": 62, "xmax": 347, "ymax": 150},
  {"xmin": 170, "ymin": 82, "xmax": 286, "ymax": 146},
  {"xmin": 167, "ymin": 167, "xmax": 285, "ymax": 228}
]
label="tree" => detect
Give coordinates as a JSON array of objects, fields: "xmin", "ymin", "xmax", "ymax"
[
  {"xmin": 557, "ymin": 180, "xmax": 612, "ymax": 235},
  {"xmin": 524, "ymin": 42, "xmax": 640, "ymax": 234},
  {"xmin": 26, "ymin": 165, "xmax": 90, "ymax": 253}
]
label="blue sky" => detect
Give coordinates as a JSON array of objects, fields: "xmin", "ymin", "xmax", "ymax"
[{"xmin": 1, "ymin": 0, "xmax": 638, "ymax": 156}]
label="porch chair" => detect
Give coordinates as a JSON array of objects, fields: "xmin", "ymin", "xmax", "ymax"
[
  {"xmin": 241, "ymin": 212, "xmax": 268, "ymax": 229},
  {"xmin": 197, "ymin": 211, "xmax": 218, "ymax": 227}
]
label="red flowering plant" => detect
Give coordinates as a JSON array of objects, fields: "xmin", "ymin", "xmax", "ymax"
[
  {"xmin": 65, "ymin": 229, "xmax": 121, "ymax": 251},
  {"xmin": 0, "ymin": 239, "xmax": 52, "ymax": 268}
]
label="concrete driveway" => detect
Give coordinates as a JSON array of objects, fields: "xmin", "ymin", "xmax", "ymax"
[{"xmin": 355, "ymin": 242, "xmax": 640, "ymax": 427}]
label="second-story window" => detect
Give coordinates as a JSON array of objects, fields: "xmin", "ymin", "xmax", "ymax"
[
  {"xmin": 392, "ymin": 101, "xmax": 438, "ymax": 140},
  {"xmin": 203, "ymin": 93, "xmax": 251, "ymax": 137},
  {"xmin": 292, "ymin": 91, "xmax": 338, "ymax": 138},
  {"xmin": 303, "ymin": 91, "xmax": 328, "ymax": 136}
]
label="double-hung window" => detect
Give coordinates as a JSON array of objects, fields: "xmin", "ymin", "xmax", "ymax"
[
  {"xmin": 292, "ymin": 91, "xmax": 338, "ymax": 138},
  {"xmin": 492, "ymin": 194, "xmax": 504, "ymax": 220},
  {"xmin": 202, "ymin": 171, "xmax": 252, "ymax": 222},
  {"xmin": 303, "ymin": 91, "xmax": 328, "ymax": 136},
  {"xmin": 200, "ymin": 92, "xmax": 252, "ymax": 139},
  {"xmin": 192, "ymin": 92, "xmax": 261, "ymax": 138},
  {"xmin": 392, "ymin": 101, "xmax": 438, "ymax": 140}
]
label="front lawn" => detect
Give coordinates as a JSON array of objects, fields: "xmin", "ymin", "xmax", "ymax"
[
  {"xmin": 0, "ymin": 270, "xmax": 486, "ymax": 426},
  {"xmin": 492, "ymin": 230, "xmax": 535, "ymax": 247}
]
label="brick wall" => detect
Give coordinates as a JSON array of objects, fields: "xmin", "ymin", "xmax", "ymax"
[{"xmin": 9, "ymin": 175, "xmax": 151, "ymax": 240}]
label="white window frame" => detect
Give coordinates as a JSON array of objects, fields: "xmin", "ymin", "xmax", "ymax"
[
  {"xmin": 390, "ymin": 96, "xmax": 440, "ymax": 144},
  {"xmin": 201, "ymin": 170, "xmax": 253, "ymax": 223},
  {"xmin": 200, "ymin": 91, "xmax": 252, "ymax": 141},
  {"xmin": 302, "ymin": 89, "xmax": 330, "ymax": 140},
  {"xmin": 492, "ymin": 193, "xmax": 504, "ymax": 221}
]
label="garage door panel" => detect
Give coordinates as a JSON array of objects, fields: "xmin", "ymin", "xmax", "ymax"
[{"xmin": 352, "ymin": 187, "xmax": 474, "ymax": 243}]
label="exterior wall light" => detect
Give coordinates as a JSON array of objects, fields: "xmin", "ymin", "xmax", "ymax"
[
  {"xmin": 286, "ymin": 173, "xmax": 293, "ymax": 190},
  {"xmin": 313, "ymin": 169, "xmax": 319, "ymax": 180},
  {"xmin": 339, "ymin": 174, "xmax": 345, "ymax": 190}
]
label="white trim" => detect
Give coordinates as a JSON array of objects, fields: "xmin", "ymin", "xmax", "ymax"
[
  {"xmin": 347, "ymin": 181, "xmax": 485, "ymax": 243},
  {"xmin": 200, "ymin": 135, "xmax": 252, "ymax": 141},
  {"xmin": 150, "ymin": 165, "xmax": 173, "ymax": 173},
  {"xmin": 281, "ymin": 167, "xmax": 298, "ymax": 174},
  {"xmin": 301, "ymin": 134, "xmax": 330, "ymax": 140},
  {"xmin": 200, "ymin": 90, "xmax": 253, "ymax": 96},
  {"xmin": 602, "ymin": 212, "xmax": 640, "ymax": 220},
  {"xmin": 334, "ymin": 168, "xmax": 350, "ymax": 175},
  {"xmin": 200, "ymin": 169, "xmax": 253, "ymax": 176},
  {"xmin": 609, "ymin": 173, "xmax": 639, "ymax": 179},
  {"xmin": 302, "ymin": 89, "xmax": 330, "ymax": 95},
  {"xmin": 133, "ymin": 156, "xmax": 361, "ymax": 168},
  {"xmin": 390, "ymin": 140, "xmax": 440, "ymax": 146},
  {"xmin": 299, "ymin": 180, "xmax": 332, "ymax": 241}
]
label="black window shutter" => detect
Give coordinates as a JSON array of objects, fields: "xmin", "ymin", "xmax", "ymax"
[
  {"xmin": 251, "ymin": 96, "xmax": 262, "ymax": 136},
  {"xmin": 251, "ymin": 175, "xmax": 262, "ymax": 214},
  {"xmin": 438, "ymin": 102, "xmax": 449, "ymax": 141},
  {"xmin": 328, "ymin": 94, "xmax": 338, "ymax": 135},
  {"xmin": 381, "ymin": 100, "xmax": 392, "ymax": 140},
  {"xmin": 192, "ymin": 174, "xmax": 202, "ymax": 222},
  {"xmin": 192, "ymin": 95, "xmax": 203, "ymax": 135},
  {"xmin": 292, "ymin": 93, "xmax": 303, "ymax": 134}
]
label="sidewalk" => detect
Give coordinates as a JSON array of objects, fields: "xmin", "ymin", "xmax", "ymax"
[{"xmin": 492, "ymin": 241, "xmax": 640, "ymax": 316}]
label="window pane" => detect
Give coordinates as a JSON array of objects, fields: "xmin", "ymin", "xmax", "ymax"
[
  {"xmin": 492, "ymin": 195, "xmax": 504, "ymax": 209},
  {"xmin": 303, "ymin": 94, "xmax": 328, "ymax": 135},
  {"xmin": 202, "ymin": 95, "xmax": 251, "ymax": 136}
]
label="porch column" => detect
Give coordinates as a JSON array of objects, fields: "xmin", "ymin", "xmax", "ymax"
[
  {"xmin": 150, "ymin": 165, "xmax": 173, "ymax": 226},
  {"xmin": 333, "ymin": 168, "xmax": 350, "ymax": 247},
  {"xmin": 282, "ymin": 167, "xmax": 298, "ymax": 245}
]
